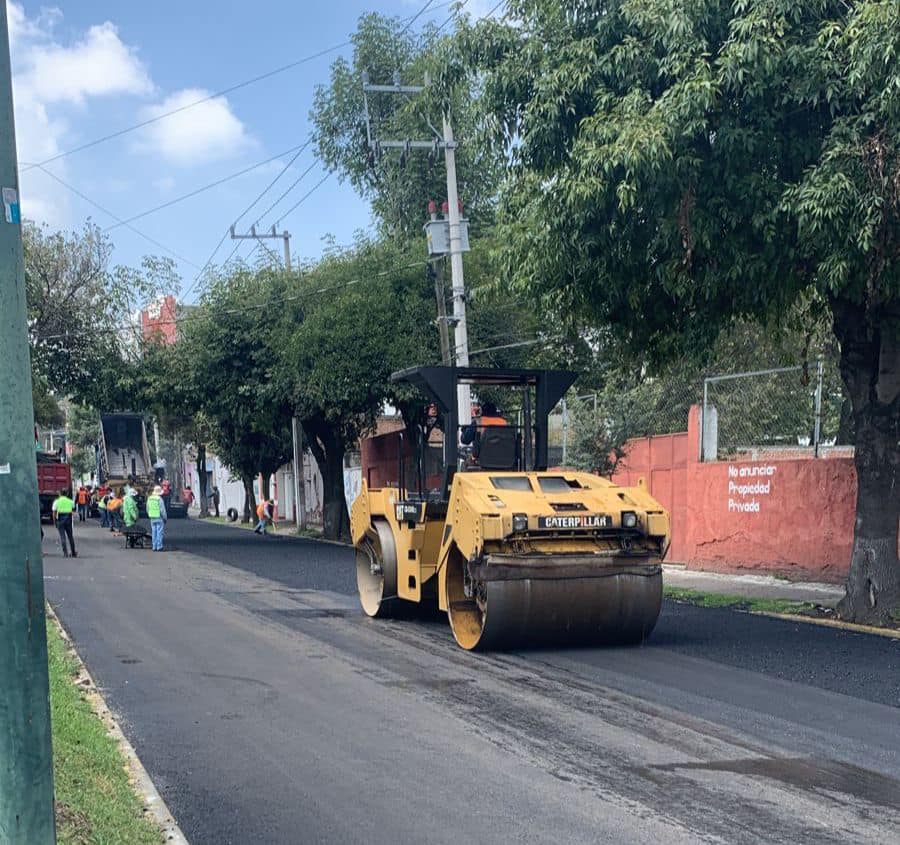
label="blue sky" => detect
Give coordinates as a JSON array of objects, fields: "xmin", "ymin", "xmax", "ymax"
[{"xmin": 9, "ymin": 1, "xmax": 499, "ymax": 302}]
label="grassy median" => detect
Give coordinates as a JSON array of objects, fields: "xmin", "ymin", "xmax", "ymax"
[{"xmin": 48, "ymin": 618, "xmax": 163, "ymax": 845}]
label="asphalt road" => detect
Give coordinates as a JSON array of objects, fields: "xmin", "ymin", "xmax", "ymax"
[{"xmin": 44, "ymin": 518, "xmax": 900, "ymax": 844}]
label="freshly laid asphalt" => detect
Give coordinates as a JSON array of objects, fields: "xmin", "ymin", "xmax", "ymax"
[{"xmin": 44, "ymin": 518, "xmax": 900, "ymax": 844}]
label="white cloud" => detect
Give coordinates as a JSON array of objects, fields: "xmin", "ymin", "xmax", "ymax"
[
  {"xmin": 9, "ymin": 3, "xmax": 152, "ymax": 226},
  {"xmin": 24, "ymin": 22, "xmax": 153, "ymax": 105},
  {"xmin": 136, "ymin": 88, "xmax": 253, "ymax": 166}
]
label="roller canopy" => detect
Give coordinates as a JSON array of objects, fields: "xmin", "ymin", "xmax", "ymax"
[{"xmin": 391, "ymin": 366, "xmax": 578, "ymax": 476}]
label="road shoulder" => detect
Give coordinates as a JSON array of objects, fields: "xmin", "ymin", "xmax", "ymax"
[{"xmin": 48, "ymin": 605, "xmax": 189, "ymax": 845}]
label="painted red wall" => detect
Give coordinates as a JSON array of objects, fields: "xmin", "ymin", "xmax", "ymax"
[{"xmin": 611, "ymin": 405, "xmax": 862, "ymax": 583}]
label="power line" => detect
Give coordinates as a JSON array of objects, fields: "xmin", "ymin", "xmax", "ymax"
[
  {"xmin": 399, "ymin": 0, "xmax": 437, "ymax": 36},
  {"xmin": 19, "ymin": 1, "xmax": 458, "ymax": 173},
  {"xmin": 30, "ymin": 164, "xmax": 202, "ymax": 269},
  {"xmin": 103, "ymin": 141, "xmax": 311, "ymax": 232},
  {"xmin": 182, "ymin": 140, "xmax": 315, "ymax": 301},
  {"xmin": 273, "ymin": 171, "xmax": 331, "ymax": 226},
  {"xmin": 252, "ymin": 160, "xmax": 318, "ymax": 227}
]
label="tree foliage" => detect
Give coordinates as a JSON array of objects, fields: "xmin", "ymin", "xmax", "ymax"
[
  {"xmin": 24, "ymin": 220, "xmax": 176, "ymax": 410},
  {"xmin": 448, "ymin": 0, "xmax": 900, "ymax": 622},
  {"xmin": 312, "ymin": 12, "xmax": 504, "ymax": 238}
]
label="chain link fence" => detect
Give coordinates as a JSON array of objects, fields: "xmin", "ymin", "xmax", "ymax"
[
  {"xmin": 546, "ymin": 359, "xmax": 850, "ymax": 470},
  {"xmin": 549, "ymin": 380, "xmax": 702, "ymax": 473},
  {"xmin": 701, "ymin": 361, "xmax": 851, "ymax": 461}
]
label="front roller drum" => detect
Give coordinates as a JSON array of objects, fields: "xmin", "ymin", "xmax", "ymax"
[
  {"xmin": 446, "ymin": 556, "xmax": 662, "ymax": 651},
  {"xmin": 356, "ymin": 520, "xmax": 398, "ymax": 617}
]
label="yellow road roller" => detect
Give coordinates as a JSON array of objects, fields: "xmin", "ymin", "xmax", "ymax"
[{"xmin": 350, "ymin": 366, "xmax": 670, "ymax": 650}]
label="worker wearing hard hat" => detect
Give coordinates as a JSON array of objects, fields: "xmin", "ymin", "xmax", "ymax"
[{"xmin": 147, "ymin": 485, "xmax": 168, "ymax": 551}]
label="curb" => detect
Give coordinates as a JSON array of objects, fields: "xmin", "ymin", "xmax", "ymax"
[
  {"xmin": 208, "ymin": 516, "xmax": 351, "ymax": 547},
  {"xmin": 750, "ymin": 609, "xmax": 900, "ymax": 640},
  {"xmin": 47, "ymin": 605, "xmax": 190, "ymax": 845}
]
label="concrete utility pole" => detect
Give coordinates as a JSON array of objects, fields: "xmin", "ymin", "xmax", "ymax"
[
  {"xmin": 291, "ymin": 418, "xmax": 306, "ymax": 530},
  {"xmin": 230, "ymin": 226, "xmax": 304, "ymax": 524},
  {"xmin": 229, "ymin": 224, "xmax": 292, "ymax": 272},
  {"xmin": 0, "ymin": 6, "xmax": 57, "ymax": 844},
  {"xmin": 361, "ymin": 73, "xmax": 472, "ymax": 422},
  {"xmin": 428, "ymin": 260, "xmax": 452, "ymax": 366}
]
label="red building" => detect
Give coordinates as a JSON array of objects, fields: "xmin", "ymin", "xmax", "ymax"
[{"xmin": 141, "ymin": 295, "xmax": 178, "ymax": 345}]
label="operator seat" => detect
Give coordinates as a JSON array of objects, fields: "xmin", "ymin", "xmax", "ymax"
[{"xmin": 474, "ymin": 426, "xmax": 519, "ymax": 470}]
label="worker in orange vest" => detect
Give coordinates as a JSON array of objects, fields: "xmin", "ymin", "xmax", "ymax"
[
  {"xmin": 253, "ymin": 497, "xmax": 273, "ymax": 536},
  {"xmin": 75, "ymin": 485, "xmax": 90, "ymax": 522},
  {"xmin": 461, "ymin": 401, "xmax": 508, "ymax": 445}
]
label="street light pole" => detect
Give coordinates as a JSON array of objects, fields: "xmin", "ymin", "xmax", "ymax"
[{"xmin": 0, "ymin": 6, "xmax": 56, "ymax": 843}]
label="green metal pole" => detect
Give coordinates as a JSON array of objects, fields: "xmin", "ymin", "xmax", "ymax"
[{"xmin": 0, "ymin": 5, "xmax": 56, "ymax": 843}]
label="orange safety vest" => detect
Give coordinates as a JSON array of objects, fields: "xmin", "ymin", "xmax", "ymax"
[
  {"xmin": 256, "ymin": 502, "xmax": 267, "ymax": 519},
  {"xmin": 77, "ymin": 489, "xmax": 89, "ymax": 505},
  {"xmin": 479, "ymin": 415, "xmax": 508, "ymax": 427},
  {"xmin": 108, "ymin": 497, "xmax": 122, "ymax": 511}
]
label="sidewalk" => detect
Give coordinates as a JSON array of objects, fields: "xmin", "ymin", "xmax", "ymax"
[{"xmin": 663, "ymin": 565, "xmax": 845, "ymax": 607}]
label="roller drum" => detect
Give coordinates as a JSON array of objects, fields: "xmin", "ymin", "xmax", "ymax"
[{"xmin": 448, "ymin": 566, "xmax": 662, "ymax": 651}]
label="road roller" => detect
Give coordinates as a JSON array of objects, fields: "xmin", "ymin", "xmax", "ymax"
[{"xmin": 350, "ymin": 366, "xmax": 670, "ymax": 650}]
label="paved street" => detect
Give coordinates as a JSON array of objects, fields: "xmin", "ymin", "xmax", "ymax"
[{"xmin": 44, "ymin": 519, "xmax": 900, "ymax": 845}]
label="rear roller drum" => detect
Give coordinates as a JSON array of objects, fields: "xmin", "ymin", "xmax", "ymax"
[
  {"xmin": 356, "ymin": 520, "xmax": 397, "ymax": 618},
  {"xmin": 446, "ymin": 551, "xmax": 663, "ymax": 651}
]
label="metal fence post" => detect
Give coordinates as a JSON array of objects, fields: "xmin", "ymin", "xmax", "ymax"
[
  {"xmin": 700, "ymin": 379, "xmax": 708, "ymax": 462},
  {"xmin": 561, "ymin": 399, "xmax": 568, "ymax": 466},
  {"xmin": 813, "ymin": 359, "xmax": 824, "ymax": 458}
]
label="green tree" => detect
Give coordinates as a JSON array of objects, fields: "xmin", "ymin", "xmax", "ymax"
[
  {"xmin": 274, "ymin": 238, "xmax": 440, "ymax": 539},
  {"xmin": 65, "ymin": 404, "xmax": 100, "ymax": 482},
  {"xmin": 449, "ymin": 0, "xmax": 900, "ymax": 623},
  {"xmin": 24, "ymin": 221, "xmax": 176, "ymax": 410},
  {"xmin": 180, "ymin": 265, "xmax": 295, "ymax": 522},
  {"xmin": 312, "ymin": 12, "xmax": 503, "ymax": 239}
]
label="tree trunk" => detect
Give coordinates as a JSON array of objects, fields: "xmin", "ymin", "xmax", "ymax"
[
  {"xmin": 242, "ymin": 475, "xmax": 256, "ymax": 524},
  {"xmin": 261, "ymin": 473, "xmax": 271, "ymax": 501},
  {"xmin": 831, "ymin": 297, "xmax": 900, "ymax": 624},
  {"xmin": 196, "ymin": 442, "xmax": 209, "ymax": 518},
  {"xmin": 303, "ymin": 419, "xmax": 349, "ymax": 541}
]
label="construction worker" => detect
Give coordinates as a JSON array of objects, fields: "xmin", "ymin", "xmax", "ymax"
[
  {"xmin": 254, "ymin": 497, "xmax": 272, "ymax": 536},
  {"xmin": 107, "ymin": 489, "xmax": 124, "ymax": 534},
  {"xmin": 52, "ymin": 488, "xmax": 77, "ymax": 558},
  {"xmin": 76, "ymin": 485, "xmax": 89, "ymax": 521},
  {"xmin": 147, "ymin": 485, "xmax": 167, "ymax": 551},
  {"xmin": 122, "ymin": 488, "xmax": 139, "ymax": 529},
  {"xmin": 460, "ymin": 401, "xmax": 508, "ymax": 445},
  {"xmin": 98, "ymin": 486, "xmax": 110, "ymax": 528}
]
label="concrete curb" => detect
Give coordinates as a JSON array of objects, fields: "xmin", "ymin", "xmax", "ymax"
[
  {"xmin": 47, "ymin": 604, "xmax": 190, "ymax": 845},
  {"xmin": 209, "ymin": 516, "xmax": 351, "ymax": 546},
  {"xmin": 750, "ymin": 609, "xmax": 900, "ymax": 640}
]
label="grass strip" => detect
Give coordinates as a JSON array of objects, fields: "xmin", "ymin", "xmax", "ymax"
[
  {"xmin": 48, "ymin": 618, "xmax": 162, "ymax": 845},
  {"xmin": 663, "ymin": 585, "xmax": 815, "ymax": 615}
]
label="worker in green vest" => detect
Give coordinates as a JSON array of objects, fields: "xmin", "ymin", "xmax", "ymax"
[
  {"xmin": 122, "ymin": 488, "xmax": 139, "ymax": 529},
  {"xmin": 52, "ymin": 488, "xmax": 77, "ymax": 557},
  {"xmin": 147, "ymin": 485, "xmax": 168, "ymax": 551},
  {"xmin": 97, "ymin": 485, "xmax": 110, "ymax": 528}
]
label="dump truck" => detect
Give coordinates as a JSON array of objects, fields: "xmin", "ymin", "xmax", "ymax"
[
  {"xmin": 98, "ymin": 413, "xmax": 153, "ymax": 507},
  {"xmin": 351, "ymin": 366, "xmax": 671, "ymax": 650},
  {"xmin": 36, "ymin": 451, "xmax": 72, "ymax": 522}
]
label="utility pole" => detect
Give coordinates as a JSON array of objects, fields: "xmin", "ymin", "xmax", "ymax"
[
  {"xmin": 230, "ymin": 225, "xmax": 304, "ymax": 527},
  {"xmin": 428, "ymin": 260, "xmax": 452, "ymax": 366},
  {"xmin": 291, "ymin": 418, "xmax": 306, "ymax": 530},
  {"xmin": 229, "ymin": 224, "xmax": 292, "ymax": 272},
  {"xmin": 0, "ymin": 6, "xmax": 56, "ymax": 844},
  {"xmin": 362, "ymin": 72, "xmax": 472, "ymax": 422}
]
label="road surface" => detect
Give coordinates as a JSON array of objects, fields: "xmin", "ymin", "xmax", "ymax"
[{"xmin": 44, "ymin": 519, "xmax": 900, "ymax": 844}]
